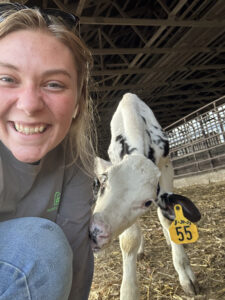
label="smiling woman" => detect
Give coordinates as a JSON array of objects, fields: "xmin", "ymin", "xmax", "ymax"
[
  {"xmin": 0, "ymin": 3, "xmax": 95, "ymax": 171},
  {"xmin": 0, "ymin": 3, "xmax": 96, "ymax": 300},
  {"xmin": 0, "ymin": 30, "xmax": 78, "ymax": 163}
]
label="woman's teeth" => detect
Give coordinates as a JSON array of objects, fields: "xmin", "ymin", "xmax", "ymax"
[{"xmin": 14, "ymin": 123, "xmax": 46, "ymax": 135}]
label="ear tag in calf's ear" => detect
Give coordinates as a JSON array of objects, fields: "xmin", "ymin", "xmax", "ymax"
[{"xmin": 169, "ymin": 204, "xmax": 199, "ymax": 244}]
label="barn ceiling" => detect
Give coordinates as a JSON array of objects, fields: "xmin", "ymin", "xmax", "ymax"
[{"xmin": 23, "ymin": 0, "xmax": 225, "ymax": 156}]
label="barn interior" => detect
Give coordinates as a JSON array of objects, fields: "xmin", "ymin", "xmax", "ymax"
[
  {"xmin": 9, "ymin": 1, "xmax": 225, "ymax": 299},
  {"xmin": 20, "ymin": 0, "xmax": 225, "ymax": 158}
]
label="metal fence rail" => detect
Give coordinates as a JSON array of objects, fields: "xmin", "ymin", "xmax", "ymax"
[{"xmin": 164, "ymin": 96, "xmax": 225, "ymax": 178}]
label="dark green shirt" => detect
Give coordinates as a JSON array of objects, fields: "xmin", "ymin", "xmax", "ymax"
[{"xmin": 0, "ymin": 139, "xmax": 94, "ymax": 300}]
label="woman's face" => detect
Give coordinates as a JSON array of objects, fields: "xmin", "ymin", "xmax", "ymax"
[{"xmin": 0, "ymin": 29, "xmax": 78, "ymax": 163}]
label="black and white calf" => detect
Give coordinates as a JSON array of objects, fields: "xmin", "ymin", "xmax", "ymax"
[{"xmin": 90, "ymin": 93, "xmax": 201, "ymax": 300}]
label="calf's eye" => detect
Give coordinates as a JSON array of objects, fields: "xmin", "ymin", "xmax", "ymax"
[
  {"xmin": 145, "ymin": 200, "xmax": 152, "ymax": 207},
  {"xmin": 93, "ymin": 178, "xmax": 100, "ymax": 190}
]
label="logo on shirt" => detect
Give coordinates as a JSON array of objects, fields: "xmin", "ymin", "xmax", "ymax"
[{"xmin": 47, "ymin": 192, "xmax": 61, "ymax": 212}]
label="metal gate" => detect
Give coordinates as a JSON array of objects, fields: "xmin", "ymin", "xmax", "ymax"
[{"xmin": 165, "ymin": 96, "xmax": 225, "ymax": 178}]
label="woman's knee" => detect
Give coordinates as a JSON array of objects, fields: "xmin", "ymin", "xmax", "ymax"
[
  {"xmin": 0, "ymin": 217, "xmax": 73, "ymax": 300},
  {"xmin": 0, "ymin": 217, "xmax": 72, "ymax": 263}
]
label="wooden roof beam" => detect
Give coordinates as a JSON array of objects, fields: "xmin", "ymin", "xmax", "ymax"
[
  {"xmin": 90, "ymin": 76, "xmax": 225, "ymax": 92},
  {"xmin": 80, "ymin": 16, "xmax": 225, "ymax": 28},
  {"xmin": 92, "ymin": 64, "xmax": 225, "ymax": 76},
  {"xmin": 100, "ymin": 31, "xmax": 129, "ymax": 64},
  {"xmin": 42, "ymin": 0, "xmax": 48, "ymax": 8},
  {"xmin": 76, "ymin": 0, "xmax": 87, "ymax": 16},
  {"xmin": 148, "ymin": 87, "xmax": 225, "ymax": 98},
  {"xmin": 97, "ymin": 94, "xmax": 221, "ymax": 113},
  {"xmin": 109, "ymin": 1, "xmax": 147, "ymax": 44},
  {"xmin": 91, "ymin": 46, "xmax": 225, "ymax": 55}
]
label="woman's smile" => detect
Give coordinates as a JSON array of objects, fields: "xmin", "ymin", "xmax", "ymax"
[{"xmin": 11, "ymin": 121, "xmax": 48, "ymax": 135}]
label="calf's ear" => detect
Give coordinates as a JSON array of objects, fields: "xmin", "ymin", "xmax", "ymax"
[
  {"xmin": 159, "ymin": 193, "xmax": 201, "ymax": 222},
  {"xmin": 94, "ymin": 157, "xmax": 112, "ymax": 175}
]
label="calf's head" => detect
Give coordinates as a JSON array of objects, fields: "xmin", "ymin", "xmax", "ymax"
[{"xmin": 90, "ymin": 154, "xmax": 160, "ymax": 251}]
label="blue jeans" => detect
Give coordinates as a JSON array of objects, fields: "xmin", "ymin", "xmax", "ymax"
[{"xmin": 0, "ymin": 217, "xmax": 73, "ymax": 300}]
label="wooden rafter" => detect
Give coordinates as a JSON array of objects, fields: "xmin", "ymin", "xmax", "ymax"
[{"xmin": 80, "ymin": 16, "xmax": 225, "ymax": 28}]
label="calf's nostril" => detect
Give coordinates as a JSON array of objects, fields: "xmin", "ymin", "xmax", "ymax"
[{"xmin": 89, "ymin": 231, "xmax": 97, "ymax": 244}]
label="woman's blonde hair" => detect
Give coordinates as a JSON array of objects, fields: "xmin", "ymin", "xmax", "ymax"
[{"xmin": 0, "ymin": 7, "xmax": 97, "ymax": 175}]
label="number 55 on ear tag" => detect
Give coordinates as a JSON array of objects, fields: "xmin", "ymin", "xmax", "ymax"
[{"xmin": 169, "ymin": 204, "xmax": 199, "ymax": 244}]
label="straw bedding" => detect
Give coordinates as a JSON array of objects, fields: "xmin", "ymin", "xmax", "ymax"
[{"xmin": 89, "ymin": 181, "xmax": 225, "ymax": 300}]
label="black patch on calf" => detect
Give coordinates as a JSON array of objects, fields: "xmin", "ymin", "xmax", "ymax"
[
  {"xmin": 157, "ymin": 183, "xmax": 160, "ymax": 196},
  {"xmin": 152, "ymin": 138, "xmax": 160, "ymax": 145},
  {"xmin": 141, "ymin": 116, "xmax": 147, "ymax": 124},
  {"xmin": 145, "ymin": 130, "xmax": 152, "ymax": 144},
  {"xmin": 147, "ymin": 147, "xmax": 156, "ymax": 163},
  {"xmin": 92, "ymin": 177, "xmax": 100, "ymax": 203},
  {"xmin": 163, "ymin": 140, "xmax": 169, "ymax": 157},
  {"xmin": 92, "ymin": 173, "xmax": 108, "ymax": 201},
  {"xmin": 155, "ymin": 135, "xmax": 169, "ymax": 157},
  {"xmin": 156, "ymin": 193, "xmax": 178, "ymax": 221},
  {"xmin": 157, "ymin": 193, "xmax": 201, "ymax": 222},
  {"xmin": 115, "ymin": 134, "xmax": 137, "ymax": 159}
]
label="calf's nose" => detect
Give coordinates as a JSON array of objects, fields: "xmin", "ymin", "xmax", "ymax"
[{"xmin": 89, "ymin": 216, "xmax": 111, "ymax": 251}]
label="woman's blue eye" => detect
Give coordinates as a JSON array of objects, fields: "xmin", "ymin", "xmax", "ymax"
[
  {"xmin": 0, "ymin": 76, "xmax": 14, "ymax": 83},
  {"xmin": 47, "ymin": 82, "xmax": 64, "ymax": 89}
]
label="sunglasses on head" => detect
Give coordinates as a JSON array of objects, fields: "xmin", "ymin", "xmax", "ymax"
[{"xmin": 0, "ymin": 2, "xmax": 79, "ymax": 30}]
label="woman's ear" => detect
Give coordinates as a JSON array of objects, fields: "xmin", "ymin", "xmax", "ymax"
[{"xmin": 73, "ymin": 104, "xmax": 79, "ymax": 119}]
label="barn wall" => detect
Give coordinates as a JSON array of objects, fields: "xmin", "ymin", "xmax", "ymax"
[
  {"xmin": 165, "ymin": 95, "xmax": 225, "ymax": 186},
  {"xmin": 174, "ymin": 169, "xmax": 225, "ymax": 188}
]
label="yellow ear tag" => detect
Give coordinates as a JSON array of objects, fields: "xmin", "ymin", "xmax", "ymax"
[{"xmin": 169, "ymin": 204, "xmax": 199, "ymax": 244}]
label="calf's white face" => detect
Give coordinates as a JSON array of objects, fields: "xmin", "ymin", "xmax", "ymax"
[{"xmin": 90, "ymin": 154, "xmax": 160, "ymax": 251}]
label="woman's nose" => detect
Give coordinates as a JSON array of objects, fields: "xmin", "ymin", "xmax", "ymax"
[{"xmin": 16, "ymin": 85, "xmax": 44, "ymax": 116}]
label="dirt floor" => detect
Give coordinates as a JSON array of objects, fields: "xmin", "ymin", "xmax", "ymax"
[{"xmin": 89, "ymin": 182, "xmax": 225, "ymax": 300}]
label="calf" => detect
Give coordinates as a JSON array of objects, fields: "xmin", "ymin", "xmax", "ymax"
[{"xmin": 90, "ymin": 93, "xmax": 201, "ymax": 300}]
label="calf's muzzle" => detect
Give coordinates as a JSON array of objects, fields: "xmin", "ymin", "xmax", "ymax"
[{"xmin": 89, "ymin": 214, "xmax": 112, "ymax": 252}]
